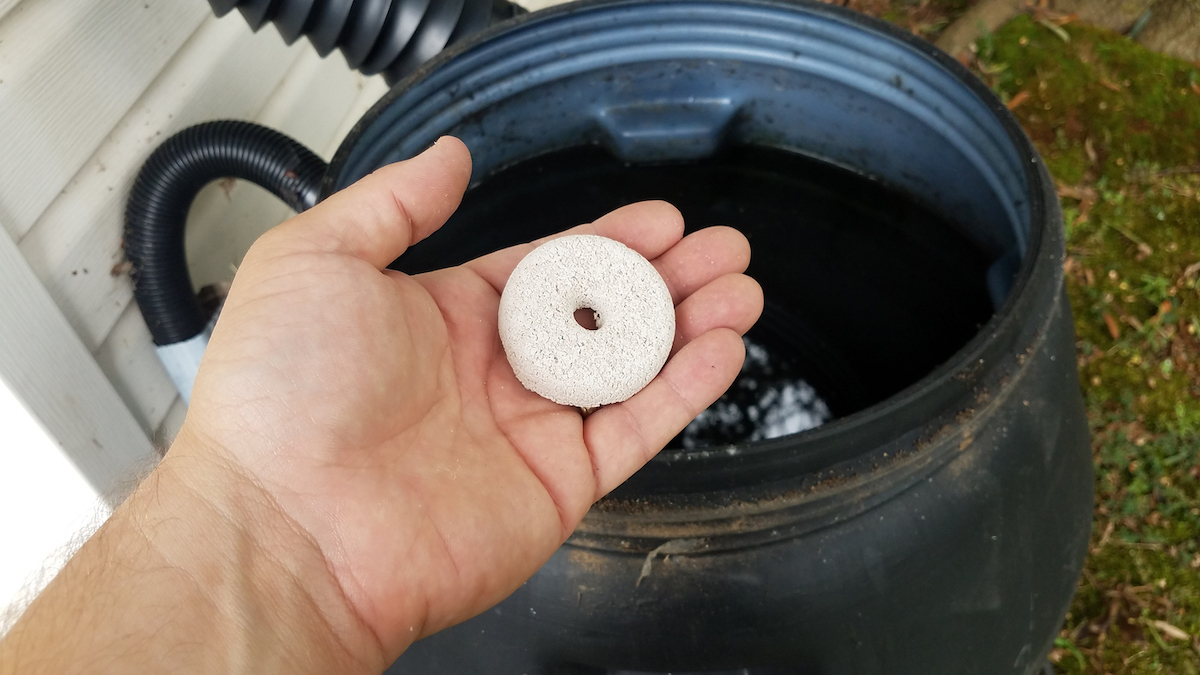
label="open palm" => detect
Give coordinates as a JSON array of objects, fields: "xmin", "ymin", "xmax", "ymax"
[{"xmin": 177, "ymin": 137, "xmax": 763, "ymax": 662}]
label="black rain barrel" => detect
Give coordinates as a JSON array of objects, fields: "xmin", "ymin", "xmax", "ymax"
[{"xmin": 127, "ymin": 0, "xmax": 1094, "ymax": 672}]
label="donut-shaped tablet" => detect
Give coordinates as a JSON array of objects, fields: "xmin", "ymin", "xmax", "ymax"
[{"xmin": 499, "ymin": 234, "xmax": 675, "ymax": 408}]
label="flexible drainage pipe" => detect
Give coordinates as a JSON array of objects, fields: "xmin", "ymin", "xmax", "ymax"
[
  {"xmin": 208, "ymin": 0, "xmax": 524, "ymax": 84},
  {"xmin": 124, "ymin": 121, "xmax": 327, "ymax": 401},
  {"xmin": 127, "ymin": 0, "xmax": 519, "ymax": 402}
]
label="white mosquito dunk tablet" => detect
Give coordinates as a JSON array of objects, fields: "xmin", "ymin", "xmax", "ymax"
[{"xmin": 498, "ymin": 234, "xmax": 675, "ymax": 408}]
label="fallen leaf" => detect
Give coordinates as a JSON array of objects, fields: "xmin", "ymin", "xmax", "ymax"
[
  {"xmin": 1103, "ymin": 312, "xmax": 1120, "ymax": 339},
  {"xmin": 1192, "ymin": 82, "xmax": 1200, "ymax": 97},
  {"xmin": 1152, "ymin": 620, "xmax": 1190, "ymax": 640},
  {"xmin": 1057, "ymin": 183, "xmax": 1097, "ymax": 224},
  {"xmin": 1060, "ymin": 181, "xmax": 1099, "ymax": 199},
  {"xmin": 1057, "ymin": 184, "xmax": 1097, "ymax": 201},
  {"xmin": 1098, "ymin": 79, "xmax": 1123, "ymax": 92},
  {"xmin": 1085, "ymin": 137, "xmax": 1097, "ymax": 163},
  {"xmin": 1006, "ymin": 90, "xmax": 1031, "ymax": 110},
  {"xmin": 1037, "ymin": 18, "xmax": 1071, "ymax": 42},
  {"xmin": 1184, "ymin": 261, "xmax": 1200, "ymax": 279}
]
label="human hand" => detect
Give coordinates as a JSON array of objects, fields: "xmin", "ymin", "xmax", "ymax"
[{"xmin": 174, "ymin": 137, "xmax": 763, "ymax": 664}]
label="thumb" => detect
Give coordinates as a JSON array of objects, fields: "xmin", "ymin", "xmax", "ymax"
[{"xmin": 274, "ymin": 136, "xmax": 472, "ymax": 269}]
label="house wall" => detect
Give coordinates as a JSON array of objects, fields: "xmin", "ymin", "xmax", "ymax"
[{"xmin": 0, "ymin": 0, "xmax": 389, "ymax": 493}]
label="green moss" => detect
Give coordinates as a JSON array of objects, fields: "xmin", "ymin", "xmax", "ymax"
[
  {"xmin": 971, "ymin": 14, "xmax": 1200, "ymax": 674},
  {"xmin": 852, "ymin": 6, "xmax": 1200, "ymax": 668},
  {"xmin": 987, "ymin": 16, "xmax": 1200, "ymax": 174},
  {"xmin": 979, "ymin": 16, "xmax": 1200, "ymax": 427}
]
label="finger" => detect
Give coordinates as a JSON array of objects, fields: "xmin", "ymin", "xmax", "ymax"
[
  {"xmin": 583, "ymin": 328, "xmax": 745, "ymax": 498},
  {"xmin": 464, "ymin": 200, "xmax": 684, "ymax": 293},
  {"xmin": 652, "ymin": 226, "xmax": 751, "ymax": 305},
  {"xmin": 271, "ymin": 136, "xmax": 472, "ymax": 269},
  {"xmin": 671, "ymin": 273, "xmax": 763, "ymax": 354}
]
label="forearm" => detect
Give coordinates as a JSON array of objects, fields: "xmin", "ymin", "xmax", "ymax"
[{"xmin": 0, "ymin": 432, "xmax": 385, "ymax": 675}]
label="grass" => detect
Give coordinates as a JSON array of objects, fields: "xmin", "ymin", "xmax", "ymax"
[
  {"xmin": 834, "ymin": 1, "xmax": 1200, "ymax": 668},
  {"xmin": 829, "ymin": 3, "xmax": 1200, "ymax": 668},
  {"xmin": 965, "ymin": 14, "xmax": 1200, "ymax": 674}
]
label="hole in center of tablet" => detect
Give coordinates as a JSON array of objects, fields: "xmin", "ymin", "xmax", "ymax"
[{"xmin": 574, "ymin": 307, "xmax": 599, "ymax": 330}]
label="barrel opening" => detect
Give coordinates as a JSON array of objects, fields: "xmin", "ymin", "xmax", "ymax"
[
  {"xmin": 393, "ymin": 142, "xmax": 997, "ymax": 448},
  {"xmin": 336, "ymin": 0, "xmax": 1038, "ymax": 450}
]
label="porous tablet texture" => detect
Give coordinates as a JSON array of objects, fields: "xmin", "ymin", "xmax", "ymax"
[{"xmin": 499, "ymin": 234, "xmax": 676, "ymax": 408}]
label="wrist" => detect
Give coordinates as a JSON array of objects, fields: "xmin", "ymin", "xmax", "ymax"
[
  {"xmin": 0, "ymin": 428, "xmax": 387, "ymax": 675},
  {"xmin": 141, "ymin": 429, "xmax": 388, "ymax": 674}
]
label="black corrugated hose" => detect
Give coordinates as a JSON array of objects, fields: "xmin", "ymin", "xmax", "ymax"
[
  {"xmin": 124, "ymin": 120, "xmax": 327, "ymax": 346},
  {"xmin": 127, "ymin": 0, "xmax": 520, "ymax": 348},
  {"xmin": 209, "ymin": 0, "xmax": 524, "ymax": 84}
]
